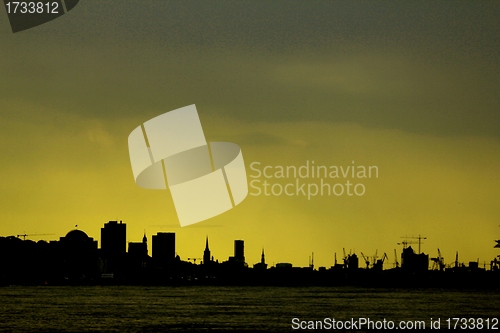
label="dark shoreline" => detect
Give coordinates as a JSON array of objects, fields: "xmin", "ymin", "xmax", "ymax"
[{"xmin": 2, "ymin": 268, "xmax": 499, "ymax": 290}]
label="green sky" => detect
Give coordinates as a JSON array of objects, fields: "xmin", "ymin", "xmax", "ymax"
[{"xmin": 0, "ymin": 1, "xmax": 499, "ymax": 268}]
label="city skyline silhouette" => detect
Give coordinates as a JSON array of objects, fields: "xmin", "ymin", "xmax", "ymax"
[
  {"xmin": 1, "ymin": 2, "xmax": 499, "ymax": 331},
  {"xmin": 1, "ymin": 0, "xmax": 499, "ymax": 281},
  {"xmin": 1, "ymin": 219, "xmax": 499, "ymax": 287}
]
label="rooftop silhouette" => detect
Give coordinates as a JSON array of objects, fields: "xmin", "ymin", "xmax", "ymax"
[{"xmin": 0, "ymin": 220, "xmax": 499, "ymax": 287}]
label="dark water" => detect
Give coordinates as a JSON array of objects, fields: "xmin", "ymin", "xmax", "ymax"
[{"xmin": 0, "ymin": 286, "xmax": 498, "ymax": 332}]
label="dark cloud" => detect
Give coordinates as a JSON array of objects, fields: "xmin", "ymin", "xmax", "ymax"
[
  {"xmin": 1, "ymin": 1, "xmax": 498, "ymax": 138},
  {"xmin": 230, "ymin": 131, "xmax": 290, "ymax": 146},
  {"xmin": 45, "ymin": 1, "xmax": 499, "ymax": 55}
]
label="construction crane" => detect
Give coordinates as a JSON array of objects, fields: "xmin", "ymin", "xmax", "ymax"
[
  {"xmin": 360, "ymin": 252, "xmax": 370, "ymax": 269},
  {"xmin": 399, "ymin": 235, "xmax": 427, "ymax": 253},
  {"xmin": 16, "ymin": 233, "xmax": 54, "ymax": 241},
  {"xmin": 397, "ymin": 240, "xmax": 417, "ymax": 249},
  {"xmin": 409, "ymin": 235, "xmax": 426, "ymax": 254}
]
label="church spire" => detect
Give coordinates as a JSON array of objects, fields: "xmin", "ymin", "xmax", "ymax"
[
  {"xmin": 203, "ymin": 236, "xmax": 211, "ymax": 265},
  {"xmin": 261, "ymin": 248, "xmax": 265, "ymax": 264}
]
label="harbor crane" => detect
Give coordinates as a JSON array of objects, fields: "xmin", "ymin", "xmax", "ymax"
[
  {"xmin": 431, "ymin": 248, "xmax": 445, "ymax": 271},
  {"xmin": 16, "ymin": 233, "xmax": 54, "ymax": 241},
  {"xmin": 342, "ymin": 248, "xmax": 348, "ymax": 266},
  {"xmin": 372, "ymin": 249, "xmax": 378, "ymax": 267},
  {"xmin": 381, "ymin": 252, "xmax": 388, "ymax": 264},
  {"xmin": 373, "ymin": 253, "xmax": 388, "ymax": 271},
  {"xmin": 394, "ymin": 249, "xmax": 399, "ymax": 268},
  {"xmin": 360, "ymin": 252, "xmax": 370, "ymax": 269}
]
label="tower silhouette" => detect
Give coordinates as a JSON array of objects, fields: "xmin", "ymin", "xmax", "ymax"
[
  {"xmin": 234, "ymin": 240, "xmax": 245, "ymax": 263},
  {"xmin": 101, "ymin": 221, "xmax": 126, "ymax": 258},
  {"xmin": 203, "ymin": 236, "xmax": 211, "ymax": 265},
  {"xmin": 152, "ymin": 232, "xmax": 175, "ymax": 267},
  {"xmin": 128, "ymin": 231, "xmax": 149, "ymax": 271},
  {"xmin": 253, "ymin": 248, "xmax": 267, "ymax": 270},
  {"xmin": 100, "ymin": 221, "xmax": 126, "ymax": 276}
]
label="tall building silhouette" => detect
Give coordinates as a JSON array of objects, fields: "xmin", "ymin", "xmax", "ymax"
[
  {"xmin": 234, "ymin": 240, "xmax": 245, "ymax": 263},
  {"xmin": 225, "ymin": 239, "xmax": 246, "ymax": 268},
  {"xmin": 101, "ymin": 221, "xmax": 126, "ymax": 258},
  {"xmin": 100, "ymin": 221, "xmax": 126, "ymax": 276},
  {"xmin": 152, "ymin": 232, "xmax": 175, "ymax": 267},
  {"xmin": 203, "ymin": 236, "xmax": 211, "ymax": 265}
]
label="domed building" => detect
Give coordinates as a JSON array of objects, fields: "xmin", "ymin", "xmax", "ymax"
[
  {"xmin": 58, "ymin": 229, "xmax": 98, "ymax": 281},
  {"xmin": 64, "ymin": 229, "xmax": 90, "ymax": 243}
]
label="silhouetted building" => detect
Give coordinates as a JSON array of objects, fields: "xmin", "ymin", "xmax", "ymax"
[
  {"xmin": 128, "ymin": 232, "xmax": 149, "ymax": 272},
  {"xmin": 59, "ymin": 229, "xmax": 98, "ymax": 280},
  {"xmin": 225, "ymin": 239, "xmax": 246, "ymax": 269},
  {"xmin": 152, "ymin": 232, "xmax": 175, "ymax": 267},
  {"xmin": 129, "ymin": 232, "xmax": 148, "ymax": 260},
  {"xmin": 234, "ymin": 240, "xmax": 245, "ymax": 263},
  {"xmin": 276, "ymin": 263, "xmax": 292, "ymax": 269},
  {"xmin": 101, "ymin": 221, "xmax": 126, "ymax": 258},
  {"xmin": 345, "ymin": 253, "xmax": 359, "ymax": 270},
  {"xmin": 100, "ymin": 221, "xmax": 126, "ymax": 277},
  {"xmin": 203, "ymin": 236, "xmax": 211, "ymax": 265},
  {"xmin": 401, "ymin": 246, "xmax": 429, "ymax": 272},
  {"xmin": 253, "ymin": 248, "xmax": 268, "ymax": 270},
  {"xmin": 468, "ymin": 261, "xmax": 479, "ymax": 271}
]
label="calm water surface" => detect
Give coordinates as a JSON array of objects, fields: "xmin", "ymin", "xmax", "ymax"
[{"xmin": 0, "ymin": 286, "xmax": 498, "ymax": 332}]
